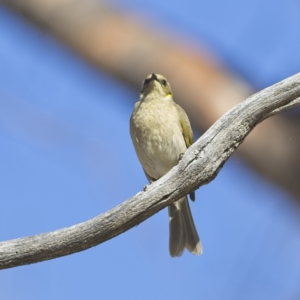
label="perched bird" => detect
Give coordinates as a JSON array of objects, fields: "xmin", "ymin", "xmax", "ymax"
[{"xmin": 130, "ymin": 73, "xmax": 202, "ymax": 257}]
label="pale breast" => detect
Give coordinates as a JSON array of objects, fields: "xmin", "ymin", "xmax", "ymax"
[{"xmin": 130, "ymin": 99, "xmax": 187, "ymax": 180}]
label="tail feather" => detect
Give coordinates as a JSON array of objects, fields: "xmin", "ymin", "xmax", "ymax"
[
  {"xmin": 168, "ymin": 202, "xmax": 186, "ymax": 257},
  {"xmin": 168, "ymin": 197, "xmax": 202, "ymax": 257}
]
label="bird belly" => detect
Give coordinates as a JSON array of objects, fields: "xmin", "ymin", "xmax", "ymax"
[{"xmin": 133, "ymin": 124, "xmax": 187, "ymax": 180}]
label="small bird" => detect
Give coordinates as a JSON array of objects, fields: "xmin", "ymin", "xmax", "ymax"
[{"xmin": 130, "ymin": 73, "xmax": 202, "ymax": 257}]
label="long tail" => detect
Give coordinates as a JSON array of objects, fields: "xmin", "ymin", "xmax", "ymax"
[{"xmin": 168, "ymin": 196, "xmax": 202, "ymax": 257}]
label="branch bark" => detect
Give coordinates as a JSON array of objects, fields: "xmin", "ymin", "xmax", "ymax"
[
  {"xmin": 0, "ymin": 73, "xmax": 299, "ymax": 270},
  {"xmin": 3, "ymin": 0, "xmax": 300, "ymax": 199}
]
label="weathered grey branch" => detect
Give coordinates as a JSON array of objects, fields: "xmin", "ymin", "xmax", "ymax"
[{"xmin": 0, "ymin": 73, "xmax": 299, "ymax": 270}]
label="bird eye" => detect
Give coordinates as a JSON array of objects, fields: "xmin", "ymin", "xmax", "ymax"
[{"xmin": 161, "ymin": 80, "xmax": 167, "ymax": 86}]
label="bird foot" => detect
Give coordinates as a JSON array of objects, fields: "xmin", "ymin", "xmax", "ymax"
[
  {"xmin": 178, "ymin": 153, "xmax": 184, "ymax": 161},
  {"xmin": 143, "ymin": 180, "xmax": 153, "ymax": 191}
]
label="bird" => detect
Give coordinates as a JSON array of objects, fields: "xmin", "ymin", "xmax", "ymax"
[{"xmin": 130, "ymin": 73, "xmax": 202, "ymax": 257}]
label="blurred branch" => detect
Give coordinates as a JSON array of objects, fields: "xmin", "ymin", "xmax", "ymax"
[
  {"xmin": 0, "ymin": 73, "xmax": 299, "ymax": 270},
  {"xmin": 2, "ymin": 0, "xmax": 300, "ymax": 200}
]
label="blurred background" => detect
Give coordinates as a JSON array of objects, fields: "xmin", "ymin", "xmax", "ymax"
[{"xmin": 1, "ymin": 0, "xmax": 300, "ymax": 299}]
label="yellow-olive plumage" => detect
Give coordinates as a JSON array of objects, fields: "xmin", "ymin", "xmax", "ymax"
[{"xmin": 130, "ymin": 73, "xmax": 202, "ymax": 257}]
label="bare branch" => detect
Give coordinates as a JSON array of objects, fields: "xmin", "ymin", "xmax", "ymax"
[{"xmin": 0, "ymin": 73, "xmax": 299, "ymax": 270}]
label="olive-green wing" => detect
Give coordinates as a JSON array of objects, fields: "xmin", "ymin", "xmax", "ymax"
[
  {"xmin": 175, "ymin": 103, "xmax": 194, "ymax": 148},
  {"xmin": 175, "ymin": 103, "xmax": 195, "ymax": 201}
]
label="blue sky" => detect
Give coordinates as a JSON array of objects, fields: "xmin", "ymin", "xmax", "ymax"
[{"xmin": 0, "ymin": 1, "xmax": 300, "ymax": 299}]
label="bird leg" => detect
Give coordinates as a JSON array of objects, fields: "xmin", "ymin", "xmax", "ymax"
[
  {"xmin": 178, "ymin": 153, "xmax": 184, "ymax": 161},
  {"xmin": 143, "ymin": 179, "xmax": 153, "ymax": 191}
]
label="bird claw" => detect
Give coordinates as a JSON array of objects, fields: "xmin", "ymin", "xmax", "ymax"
[
  {"xmin": 143, "ymin": 180, "xmax": 153, "ymax": 191},
  {"xmin": 178, "ymin": 153, "xmax": 184, "ymax": 161}
]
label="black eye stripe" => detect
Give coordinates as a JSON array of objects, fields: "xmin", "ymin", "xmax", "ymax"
[
  {"xmin": 141, "ymin": 77, "xmax": 168, "ymax": 92},
  {"xmin": 143, "ymin": 78, "xmax": 151, "ymax": 86}
]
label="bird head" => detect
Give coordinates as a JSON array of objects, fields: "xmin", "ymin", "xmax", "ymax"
[{"xmin": 140, "ymin": 73, "xmax": 173, "ymax": 99}]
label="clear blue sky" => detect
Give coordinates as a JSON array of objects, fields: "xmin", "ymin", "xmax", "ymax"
[{"xmin": 0, "ymin": 1, "xmax": 300, "ymax": 299}]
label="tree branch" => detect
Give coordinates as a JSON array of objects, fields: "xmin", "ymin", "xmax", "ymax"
[{"xmin": 0, "ymin": 73, "xmax": 299, "ymax": 270}]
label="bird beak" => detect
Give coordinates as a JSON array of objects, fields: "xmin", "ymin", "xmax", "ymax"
[{"xmin": 150, "ymin": 73, "xmax": 158, "ymax": 81}]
